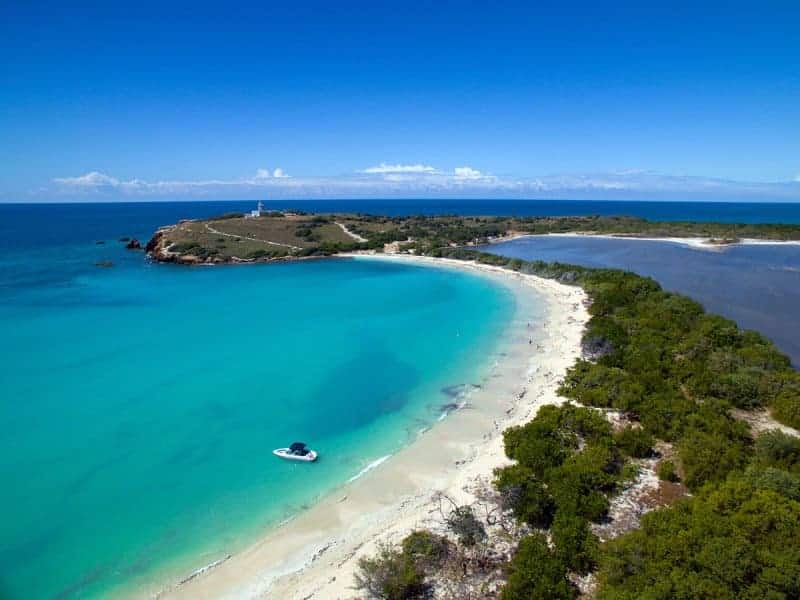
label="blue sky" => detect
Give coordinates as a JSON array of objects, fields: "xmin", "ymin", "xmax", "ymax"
[{"xmin": 1, "ymin": 1, "xmax": 799, "ymax": 201}]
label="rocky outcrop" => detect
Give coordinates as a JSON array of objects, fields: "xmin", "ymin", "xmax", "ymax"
[
  {"xmin": 125, "ymin": 238, "xmax": 142, "ymax": 250},
  {"xmin": 145, "ymin": 229, "xmax": 182, "ymax": 263},
  {"xmin": 145, "ymin": 227, "xmax": 223, "ymax": 265}
]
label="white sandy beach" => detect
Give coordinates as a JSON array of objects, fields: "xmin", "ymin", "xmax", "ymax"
[
  {"xmin": 150, "ymin": 254, "xmax": 589, "ymax": 600},
  {"xmin": 539, "ymin": 232, "xmax": 800, "ymax": 251}
]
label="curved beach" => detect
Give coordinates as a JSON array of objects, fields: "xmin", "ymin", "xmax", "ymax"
[{"xmin": 152, "ymin": 255, "xmax": 589, "ymax": 600}]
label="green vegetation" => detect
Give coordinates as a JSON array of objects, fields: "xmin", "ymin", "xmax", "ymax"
[
  {"xmin": 597, "ymin": 478, "xmax": 800, "ymax": 599},
  {"xmin": 354, "ymin": 541, "xmax": 429, "ymax": 600},
  {"xmin": 353, "ymin": 245, "xmax": 800, "ymax": 599},
  {"xmin": 657, "ymin": 459, "xmax": 679, "ymax": 482},
  {"xmin": 501, "ymin": 534, "xmax": 573, "ymax": 600},
  {"xmin": 613, "ymin": 427, "xmax": 654, "ymax": 458}
]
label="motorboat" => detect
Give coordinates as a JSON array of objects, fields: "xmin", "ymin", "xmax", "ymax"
[{"xmin": 273, "ymin": 441, "xmax": 318, "ymax": 462}]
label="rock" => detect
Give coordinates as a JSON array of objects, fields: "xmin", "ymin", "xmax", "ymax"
[
  {"xmin": 119, "ymin": 236, "xmax": 131, "ymax": 242},
  {"xmin": 95, "ymin": 240, "xmax": 105, "ymax": 245},
  {"xmin": 125, "ymin": 238, "xmax": 142, "ymax": 250},
  {"xmin": 94, "ymin": 260, "xmax": 114, "ymax": 267},
  {"xmin": 145, "ymin": 232, "xmax": 163, "ymax": 253}
]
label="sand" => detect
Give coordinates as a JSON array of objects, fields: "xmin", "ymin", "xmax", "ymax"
[
  {"xmin": 151, "ymin": 254, "xmax": 589, "ymax": 600},
  {"xmin": 540, "ymin": 232, "xmax": 800, "ymax": 250}
]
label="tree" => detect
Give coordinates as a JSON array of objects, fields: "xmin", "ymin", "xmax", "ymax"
[
  {"xmin": 501, "ymin": 534, "xmax": 574, "ymax": 600},
  {"xmin": 551, "ymin": 512, "xmax": 599, "ymax": 574},
  {"xmin": 596, "ymin": 479, "xmax": 800, "ymax": 599},
  {"xmin": 493, "ymin": 464, "xmax": 555, "ymax": 528}
]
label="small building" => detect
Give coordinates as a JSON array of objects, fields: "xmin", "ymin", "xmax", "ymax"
[{"xmin": 246, "ymin": 200, "xmax": 264, "ymax": 219}]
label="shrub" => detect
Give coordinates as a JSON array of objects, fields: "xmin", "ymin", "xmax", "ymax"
[
  {"xmin": 753, "ymin": 429, "xmax": 800, "ymax": 474},
  {"xmin": 494, "ymin": 464, "xmax": 556, "ymax": 528},
  {"xmin": 501, "ymin": 534, "xmax": 574, "ymax": 600},
  {"xmin": 247, "ymin": 249, "xmax": 271, "ymax": 259},
  {"xmin": 741, "ymin": 467, "xmax": 800, "ymax": 501},
  {"xmin": 445, "ymin": 505, "xmax": 486, "ymax": 546},
  {"xmin": 678, "ymin": 428, "xmax": 750, "ymax": 491},
  {"xmin": 771, "ymin": 390, "xmax": 800, "ymax": 429},
  {"xmin": 354, "ymin": 543, "xmax": 428, "ymax": 600},
  {"xmin": 400, "ymin": 531, "xmax": 450, "ymax": 569},
  {"xmin": 551, "ymin": 512, "xmax": 599, "ymax": 574},
  {"xmin": 620, "ymin": 462, "xmax": 640, "ymax": 482},
  {"xmin": 547, "ymin": 444, "xmax": 617, "ymax": 521},
  {"xmin": 596, "ymin": 479, "xmax": 800, "ymax": 599},
  {"xmin": 614, "ymin": 427, "xmax": 654, "ymax": 458},
  {"xmin": 657, "ymin": 460, "xmax": 679, "ymax": 482}
]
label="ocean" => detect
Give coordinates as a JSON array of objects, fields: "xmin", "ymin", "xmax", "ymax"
[
  {"xmin": 0, "ymin": 204, "xmax": 518, "ymax": 598},
  {"xmin": 1, "ymin": 198, "xmax": 799, "ymax": 598}
]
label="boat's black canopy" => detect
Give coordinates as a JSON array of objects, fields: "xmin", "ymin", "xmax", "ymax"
[{"xmin": 289, "ymin": 442, "xmax": 307, "ymax": 452}]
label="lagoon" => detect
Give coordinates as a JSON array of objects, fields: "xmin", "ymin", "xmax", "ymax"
[{"xmin": 486, "ymin": 235, "xmax": 800, "ymax": 366}]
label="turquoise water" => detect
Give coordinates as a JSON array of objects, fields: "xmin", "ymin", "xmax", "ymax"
[{"xmin": 0, "ymin": 239, "xmax": 514, "ymax": 598}]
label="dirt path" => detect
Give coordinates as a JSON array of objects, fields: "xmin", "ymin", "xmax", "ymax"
[
  {"xmin": 335, "ymin": 221, "xmax": 368, "ymax": 243},
  {"xmin": 204, "ymin": 223, "xmax": 303, "ymax": 251}
]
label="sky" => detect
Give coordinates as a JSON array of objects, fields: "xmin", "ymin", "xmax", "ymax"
[{"xmin": 1, "ymin": 0, "xmax": 799, "ymax": 202}]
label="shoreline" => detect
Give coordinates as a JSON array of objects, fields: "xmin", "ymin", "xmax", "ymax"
[
  {"xmin": 149, "ymin": 254, "xmax": 588, "ymax": 600},
  {"xmin": 532, "ymin": 232, "xmax": 800, "ymax": 251}
]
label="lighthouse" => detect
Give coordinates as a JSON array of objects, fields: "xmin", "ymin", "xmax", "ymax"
[{"xmin": 248, "ymin": 200, "xmax": 264, "ymax": 218}]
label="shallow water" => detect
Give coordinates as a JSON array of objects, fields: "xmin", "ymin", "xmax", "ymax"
[
  {"xmin": 0, "ymin": 238, "xmax": 515, "ymax": 598},
  {"xmin": 486, "ymin": 236, "xmax": 800, "ymax": 366}
]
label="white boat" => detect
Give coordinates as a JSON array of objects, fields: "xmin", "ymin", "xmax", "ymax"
[{"xmin": 273, "ymin": 442, "xmax": 318, "ymax": 462}]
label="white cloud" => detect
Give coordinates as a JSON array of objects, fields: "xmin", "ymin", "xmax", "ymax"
[
  {"xmin": 255, "ymin": 167, "xmax": 291, "ymax": 179},
  {"xmin": 453, "ymin": 166, "xmax": 484, "ymax": 179},
  {"xmin": 46, "ymin": 167, "xmax": 800, "ymax": 202},
  {"xmin": 361, "ymin": 163, "xmax": 438, "ymax": 174},
  {"xmin": 54, "ymin": 171, "xmax": 122, "ymax": 187}
]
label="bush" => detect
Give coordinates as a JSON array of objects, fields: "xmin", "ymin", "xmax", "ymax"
[
  {"xmin": 620, "ymin": 462, "xmax": 640, "ymax": 482},
  {"xmin": 445, "ymin": 505, "xmax": 486, "ymax": 546},
  {"xmin": 772, "ymin": 390, "xmax": 800, "ymax": 429},
  {"xmin": 547, "ymin": 443, "xmax": 617, "ymax": 521},
  {"xmin": 247, "ymin": 249, "xmax": 271, "ymax": 259},
  {"xmin": 753, "ymin": 429, "xmax": 800, "ymax": 474},
  {"xmin": 741, "ymin": 467, "xmax": 800, "ymax": 501},
  {"xmin": 657, "ymin": 460, "xmax": 679, "ymax": 482},
  {"xmin": 551, "ymin": 512, "xmax": 599, "ymax": 574},
  {"xmin": 493, "ymin": 464, "xmax": 555, "ymax": 528},
  {"xmin": 678, "ymin": 427, "xmax": 750, "ymax": 491},
  {"xmin": 596, "ymin": 479, "xmax": 800, "ymax": 599},
  {"xmin": 501, "ymin": 534, "xmax": 574, "ymax": 600},
  {"xmin": 614, "ymin": 427, "xmax": 654, "ymax": 458},
  {"xmin": 354, "ymin": 543, "xmax": 428, "ymax": 600},
  {"xmin": 400, "ymin": 531, "xmax": 450, "ymax": 569}
]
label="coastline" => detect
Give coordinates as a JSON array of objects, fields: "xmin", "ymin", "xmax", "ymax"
[
  {"xmin": 149, "ymin": 254, "xmax": 589, "ymax": 600},
  {"xmin": 536, "ymin": 232, "xmax": 800, "ymax": 250}
]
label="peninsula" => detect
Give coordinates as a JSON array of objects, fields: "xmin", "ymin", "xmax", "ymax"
[{"xmin": 145, "ymin": 211, "xmax": 800, "ymax": 265}]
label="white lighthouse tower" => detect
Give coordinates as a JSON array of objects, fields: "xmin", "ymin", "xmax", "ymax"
[{"xmin": 248, "ymin": 200, "xmax": 264, "ymax": 218}]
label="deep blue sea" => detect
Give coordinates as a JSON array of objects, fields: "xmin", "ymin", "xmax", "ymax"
[
  {"xmin": 2, "ymin": 200, "xmax": 800, "ymax": 247},
  {"xmin": 1, "ymin": 199, "xmax": 799, "ymax": 598}
]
